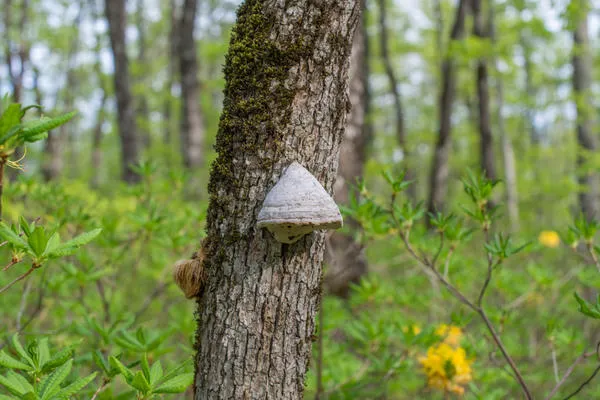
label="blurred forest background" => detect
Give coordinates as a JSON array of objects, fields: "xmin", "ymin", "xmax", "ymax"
[{"xmin": 2, "ymin": 0, "xmax": 600, "ymax": 398}]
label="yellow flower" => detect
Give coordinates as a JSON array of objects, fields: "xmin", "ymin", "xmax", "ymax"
[
  {"xmin": 435, "ymin": 324, "xmax": 463, "ymax": 347},
  {"xmin": 419, "ymin": 343, "xmax": 473, "ymax": 396},
  {"xmin": 538, "ymin": 230, "xmax": 560, "ymax": 248},
  {"xmin": 402, "ymin": 324, "xmax": 421, "ymax": 335}
]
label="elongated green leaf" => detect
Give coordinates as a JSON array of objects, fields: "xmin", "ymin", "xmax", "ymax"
[
  {"xmin": 19, "ymin": 216, "xmax": 31, "ymax": 237},
  {"xmin": 11, "ymin": 335, "xmax": 33, "ymax": 366},
  {"xmin": 140, "ymin": 354, "xmax": 150, "ymax": 381},
  {"xmin": 0, "ymin": 350, "xmax": 31, "ymax": 370},
  {"xmin": 0, "ymin": 103, "xmax": 22, "ymax": 137},
  {"xmin": 153, "ymin": 373, "xmax": 193, "ymax": 394},
  {"xmin": 28, "ymin": 226, "xmax": 48, "ymax": 257},
  {"xmin": 49, "ymin": 229, "xmax": 102, "ymax": 258},
  {"xmin": 0, "ymin": 223, "xmax": 27, "ymax": 250},
  {"xmin": 41, "ymin": 347, "xmax": 74, "ymax": 373},
  {"xmin": 149, "ymin": 361, "xmax": 163, "ymax": 385},
  {"xmin": 130, "ymin": 371, "xmax": 151, "ymax": 393},
  {"xmin": 0, "ymin": 124, "xmax": 22, "ymax": 145},
  {"xmin": 109, "ymin": 357, "xmax": 134, "ymax": 381},
  {"xmin": 53, "ymin": 372, "xmax": 97, "ymax": 399},
  {"xmin": 92, "ymin": 351, "xmax": 110, "ymax": 375},
  {"xmin": 20, "ymin": 111, "xmax": 77, "ymax": 142},
  {"xmin": 43, "ymin": 232, "xmax": 61, "ymax": 257},
  {"xmin": 39, "ymin": 359, "xmax": 72, "ymax": 399},
  {"xmin": 37, "ymin": 339, "xmax": 50, "ymax": 371},
  {"xmin": 0, "ymin": 373, "xmax": 26, "ymax": 396}
]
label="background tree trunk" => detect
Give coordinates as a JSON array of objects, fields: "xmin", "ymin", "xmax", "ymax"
[
  {"xmin": 179, "ymin": 0, "xmax": 205, "ymax": 168},
  {"xmin": 472, "ymin": 0, "xmax": 497, "ymax": 182},
  {"xmin": 135, "ymin": 0, "xmax": 151, "ymax": 150},
  {"xmin": 163, "ymin": 0, "xmax": 179, "ymax": 145},
  {"xmin": 105, "ymin": 0, "xmax": 140, "ymax": 183},
  {"xmin": 377, "ymin": 0, "xmax": 415, "ymax": 200},
  {"xmin": 427, "ymin": 0, "xmax": 468, "ymax": 219},
  {"xmin": 325, "ymin": 0, "xmax": 370, "ymax": 298},
  {"xmin": 194, "ymin": 0, "xmax": 359, "ymax": 398},
  {"xmin": 490, "ymin": 1, "xmax": 519, "ymax": 231},
  {"xmin": 42, "ymin": 3, "xmax": 82, "ymax": 182},
  {"xmin": 572, "ymin": 0, "xmax": 597, "ymax": 220}
]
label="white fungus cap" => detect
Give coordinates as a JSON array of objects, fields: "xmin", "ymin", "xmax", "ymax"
[{"xmin": 257, "ymin": 161, "xmax": 343, "ymax": 244}]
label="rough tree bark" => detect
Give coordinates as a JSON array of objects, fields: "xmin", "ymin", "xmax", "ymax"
[
  {"xmin": 377, "ymin": 0, "xmax": 415, "ymax": 200},
  {"xmin": 427, "ymin": 0, "xmax": 468, "ymax": 218},
  {"xmin": 572, "ymin": 0, "xmax": 597, "ymax": 220},
  {"xmin": 472, "ymin": 0, "xmax": 497, "ymax": 182},
  {"xmin": 179, "ymin": 0, "xmax": 205, "ymax": 168},
  {"xmin": 490, "ymin": 1, "xmax": 519, "ymax": 231},
  {"xmin": 105, "ymin": 0, "xmax": 141, "ymax": 183},
  {"xmin": 193, "ymin": 0, "xmax": 360, "ymax": 398},
  {"xmin": 325, "ymin": 0, "xmax": 370, "ymax": 298}
]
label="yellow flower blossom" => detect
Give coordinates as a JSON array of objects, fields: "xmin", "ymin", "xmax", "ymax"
[
  {"xmin": 538, "ymin": 230, "xmax": 560, "ymax": 248},
  {"xmin": 402, "ymin": 324, "xmax": 421, "ymax": 335},
  {"xmin": 436, "ymin": 324, "xmax": 463, "ymax": 347},
  {"xmin": 419, "ymin": 343, "xmax": 473, "ymax": 396}
]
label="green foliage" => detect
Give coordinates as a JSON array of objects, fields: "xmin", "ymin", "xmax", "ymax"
[
  {"xmin": 0, "ymin": 96, "xmax": 76, "ymax": 156},
  {"xmin": 0, "ymin": 335, "xmax": 96, "ymax": 399}
]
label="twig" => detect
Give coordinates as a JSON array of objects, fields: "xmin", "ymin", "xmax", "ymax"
[
  {"xmin": 90, "ymin": 378, "xmax": 110, "ymax": 400},
  {"xmin": 551, "ymin": 343, "xmax": 559, "ymax": 384},
  {"xmin": 586, "ymin": 242, "xmax": 600, "ymax": 274},
  {"xmin": 2, "ymin": 258, "xmax": 21, "ymax": 271},
  {"xmin": 443, "ymin": 246, "xmax": 455, "ymax": 280},
  {"xmin": 545, "ymin": 342, "xmax": 600, "ymax": 400},
  {"xmin": 401, "ymin": 233, "xmax": 533, "ymax": 399},
  {"xmin": 132, "ymin": 281, "xmax": 169, "ymax": 323},
  {"xmin": 16, "ymin": 278, "xmax": 32, "ymax": 330},
  {"xmin": 562, "ymin": 364, "xmax": 600, "ymax": 400},
  {"xmin": 477, "ymin": 229, "xmax": 494, "ymax": 307},
  {"xmin": 0, "ymin": 264, "xmax": 39, "ymax": 295}
]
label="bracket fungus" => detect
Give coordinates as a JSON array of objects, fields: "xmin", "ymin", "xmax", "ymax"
[{"xmin": 257, "ymin": 161, "xmax": 343, "ymax": 244}]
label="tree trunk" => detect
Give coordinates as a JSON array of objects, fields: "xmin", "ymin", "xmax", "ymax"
[
  {"xmin": 91, "ymin": 93, "xmax": 108, "ymax": 189},
  {"xmin": 105, "ymin": 0, "xmax": 140, "ymax": 183},
  {"xmin": 193, "ymin": 0, "xmax": 360, "ymax": 398},
  {"xmin": 4, "ymin": 0, "xmax": 29, "ymax": 181},
  {"xmin": 427, "ymin": 0, "xmax": 468, "ymax": 218},
  {"xmin": 163, "ymin": 0, "xmax": 179, "ymax": 145},
  {"xmin": 521, "ymin": 33, "xmax": 540, "ymax": 145},
  {"xmin": 42, "ymin": 4, "xmax": 82, "ymax": 181},
  {"xmin": 472, "ymin": 0, "xmax": 497, "ymax": 182},
  {"xmin": 135, "ymin": 0, "xmax": 151, "ymax": 150},
  {"xmin": 572, "ymin": 0, "xmax": 597, "ymax": 220},
  {"xmin": 489, "ymin": 2, "xmax": 519, "ymax": 231},
  {"xmin": 179, "ymin": 0, "xmax": 205, "ymax": 168},
  {"xmin": 325, "ymin": 0, "xmax": 370, "ymax": 298},
  {"xmin": 377, "ymin": 0, "xmax": 415, "ymax": 201}
]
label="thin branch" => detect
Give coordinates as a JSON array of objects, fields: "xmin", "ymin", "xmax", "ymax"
[
  {"xmin": 0, "ymin": 264, "xmax": 38, "ymax": 295},
  {"xmin": 401, "ymin": 232, "xmax": 533, "ymax": 399},
  {"xmin": 16, "ymin": 278, "xmax": 32, "ymax": 330},
  {"xmin": 90, "ymin": 378, "xmax": 110, "ymax": 400},
  {"xmin": 477, "ymin": 229, "xmax": 494, "ymax": 307},
  {"xmin": 545, "ymin": 342, "xmax": 600, "ymax": 400},
  {"xmin": 562, "ymin": 364, "xmax": 600, "ymax": 400},
  {"xmin": 3, "ymin": 258, "xmax": 22, "ymax": 271}
]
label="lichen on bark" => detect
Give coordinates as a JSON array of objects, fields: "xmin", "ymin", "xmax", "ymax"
[{"xmin": 194, "ymin": 0, "xmax": 360, "ymax": 398}]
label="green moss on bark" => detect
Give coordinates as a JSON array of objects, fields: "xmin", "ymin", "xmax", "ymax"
[{"xmin": 204, "ymin": 0, "xmax": 316, "ymax": 260}]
